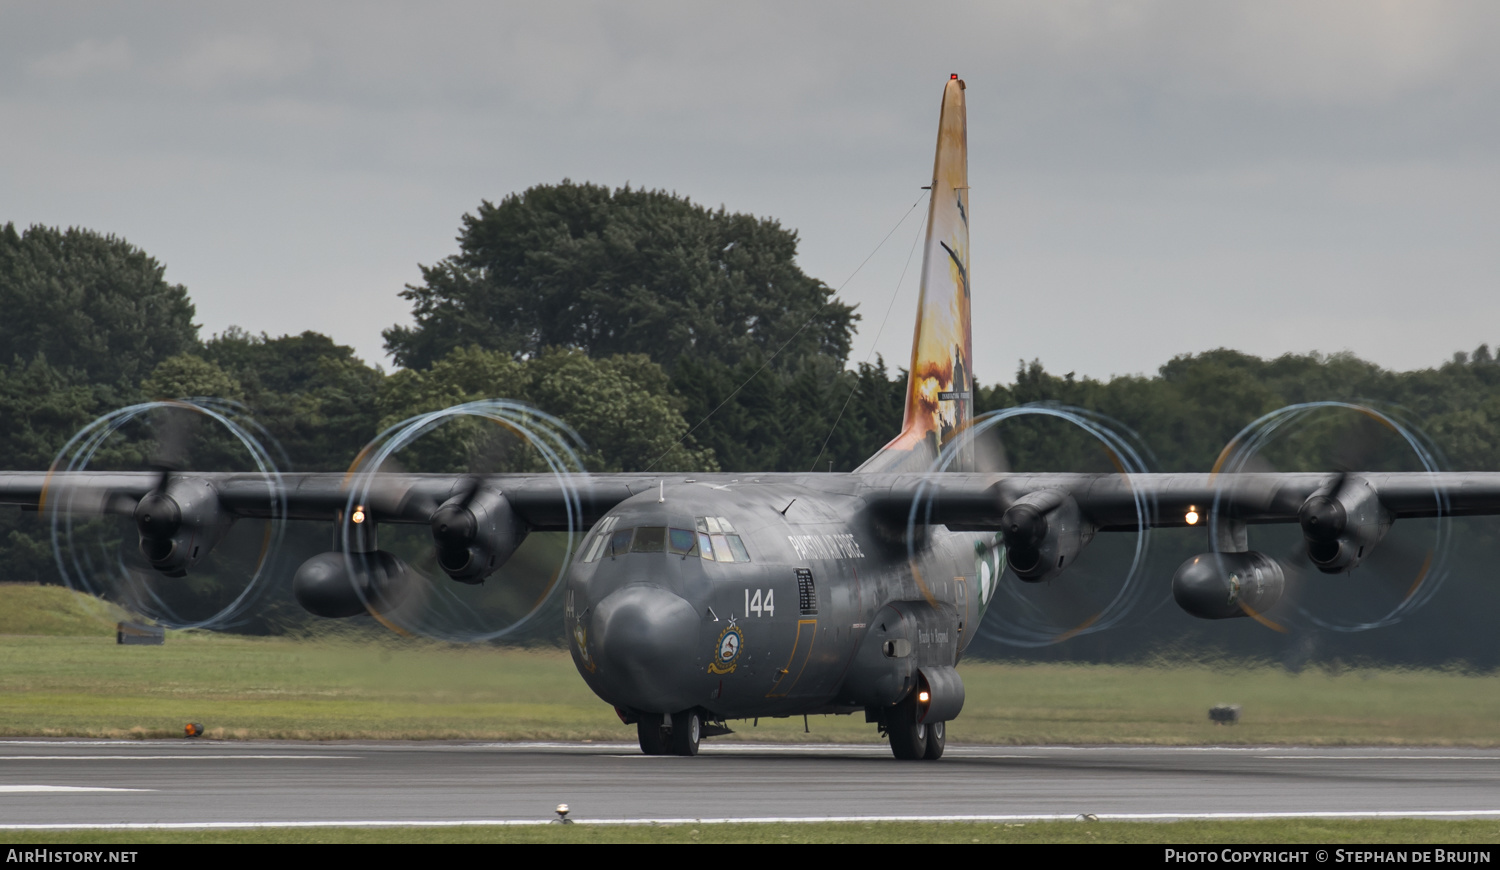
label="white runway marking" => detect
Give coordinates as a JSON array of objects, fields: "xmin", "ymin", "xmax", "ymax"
[
  {"xmin": 2, "ymin": 809, "xmax": 1500, "ymax": 830},
  {"xmin": 0, "ymin": 786, "xmax": 152, "ymax": 794},
  {"xmin": 1254, "ymin": 755, "xmax": 1500, "ymax": 761}
]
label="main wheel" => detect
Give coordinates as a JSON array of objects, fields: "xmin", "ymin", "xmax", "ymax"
[
  {"xmin": 887, "ymin": 700, "xmax": 928, "ymax": 760},
  {"xmin": 637, "ymin": 715, "xmax": 669, "ymax": 755},
  {"xmin": 670, "ymin": 710, "xmax": 701, "ymax": 756},
  {"xmin": 922, "ymin": 720, "xmax": 946, "ymax": 760}
]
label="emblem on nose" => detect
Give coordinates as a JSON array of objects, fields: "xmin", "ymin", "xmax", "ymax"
[
  {"xmin": 708, "ymin": 618, "xmax": 743, "ymax": 674},
  {"xmin": 573, "ymin": 617, "xmax": 596, "ymax": 673}
]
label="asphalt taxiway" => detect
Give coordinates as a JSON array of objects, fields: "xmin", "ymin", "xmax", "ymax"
[{"xmin": 1, "ymin": 741, "xmax": 1498, "ymax": 828}]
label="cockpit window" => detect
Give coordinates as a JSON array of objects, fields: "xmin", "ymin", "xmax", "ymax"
[
  {"xmin": 696, "ymin": 516, "xmax": 751, "ymax": 563},
  {"xmin": 581, "ymin": 517, "xmax": 750, "ymax": 563},
  {"xmin": 630, "ymin": 527, "xmax": 666, "ymax": 553},
  {"xmin": 581, "ymin": 516, "xmax": 619, "ymax": 562},
  {"xmin": 668, "ymin": 528, "xmax": 697, "ymax": 556}
]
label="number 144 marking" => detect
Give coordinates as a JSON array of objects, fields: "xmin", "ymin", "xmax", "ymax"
[{"xmin": 745, "ymin": 588, "xmax": 775, "ymax": 617}]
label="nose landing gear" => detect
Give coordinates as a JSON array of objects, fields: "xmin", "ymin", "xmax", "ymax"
[
  {"xmin": 636, "ymin": 710, "xmax": 702, "ymax": 756},
  {"xmin": 671, "ymin": 710, "xmax": 702, "ymax": 756},
  {"xmin": 637, "ymin": 714, "xmax": 669, "ymax": 755}
]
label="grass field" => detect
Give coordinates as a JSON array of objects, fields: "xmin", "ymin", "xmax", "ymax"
[
  {"xmin": 0, "ymin": 584, "xmax": 132, "ymax": 637},
  {"xmin": 5, "ymin": 586, "xmax": 1500, "ymax": 845},
  {"xmin": 3, "ymin": 632, "xmax": 1500, "ymax": 744},
  {"xmin": 3, "ymin": 820, "xmax": 1499, "ymax": 845},
  {"xmin": 1, "ymin": 583, "xmax": 1498, "ymax": 744}
]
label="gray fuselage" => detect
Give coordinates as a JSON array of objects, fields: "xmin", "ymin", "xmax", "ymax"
[{"xmin": 563, "ymin": 478, "xmax": 999, "ymax": 722}]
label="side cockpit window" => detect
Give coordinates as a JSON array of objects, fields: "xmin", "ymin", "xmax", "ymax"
[
  {"xmin": 609, "ymin": 528, "xmax": 633, "ymax": 557},
  {"xmin": 696, "ymin": 516, "xmax": 751, "ymax": 563},
  {"xmin": 581, "ymin": 516, "xmax": 619, "ymax": 563}
]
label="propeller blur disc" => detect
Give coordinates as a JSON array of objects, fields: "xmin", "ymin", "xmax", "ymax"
[
  {"xmin": 921, "ymin": 403, "xmax": 1164, "ymax": 648},
  {"xmin": 1209, "ymin": 401, "xmax": 1452, "ymax": 633},
  {"xmin": 341, "ymin": 399, "xmax": 588, "ymax": 643},
  {"xmin": 44, "ymin": 399, "xmax": 288, "ymax": 630}
]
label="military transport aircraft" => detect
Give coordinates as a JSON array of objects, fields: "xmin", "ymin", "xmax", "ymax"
[{"xmin": 5, "ymin": 75, "xmax": 1500, "ymax": 760}]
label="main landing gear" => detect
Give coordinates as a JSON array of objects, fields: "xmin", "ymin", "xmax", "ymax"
[
  {"xmin": 637, "ymin": 710, "xmax": 702, "ymax": 757},
  {"xmin": 884, "ymin": 695, "xmax": 946, "ymax": 761}
]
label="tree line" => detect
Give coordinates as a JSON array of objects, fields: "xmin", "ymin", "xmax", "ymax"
[{"xmin": 5, "ymin": 185, "xmax": 1500, "ymax": 666}]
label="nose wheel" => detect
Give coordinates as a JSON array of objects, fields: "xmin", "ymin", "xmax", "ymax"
[
  {"xmin": 637, "ymin": 715, "xmax": 669, "ymax": 755},
  {"xmin": 671, "ymin": 710, "xmax": 701, "ymax": 756},
  {"xmin": 636, "ymin": 711, "xmax": 702, "ymax": 756}
]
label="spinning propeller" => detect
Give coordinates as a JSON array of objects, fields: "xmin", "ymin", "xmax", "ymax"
[
  {"xmin": 1205, "ymin": 402, "xmax": 1448, "ymax": 634},
  {"xmin": 44, "ymin": 399, "xmax": 287, "ymax": 630}
]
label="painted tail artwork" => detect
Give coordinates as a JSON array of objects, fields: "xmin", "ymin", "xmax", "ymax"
[{"xmin": 860, "ymin": 75, "xmax": 975, "ymax": 474}]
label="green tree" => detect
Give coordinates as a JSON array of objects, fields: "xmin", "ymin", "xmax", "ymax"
[
  {"xmin": 376, "ymin": 346, "xmax": 716, "ymax": 473},
  {"xmin": 0, "ymin": 356, "xmax": 96, "ymax": 470},
  {"xmin": 383, "ymin": 182, "xmax": 856, "ymax": 373},
  {"xmin": 140, "ymin": 354, "xmax": 244, "ymax": 403},
  {"xmin": 0, "ymin": 223, "xmax": 197, "ymax": 394},
  {"xmin": 203, "ymin": 329, "xmax": 385, "ymax": 471}
]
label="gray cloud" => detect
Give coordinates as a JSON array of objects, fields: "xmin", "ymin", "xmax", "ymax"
[{"xmin": 3, "ymin": 1, "xmax": 1498, "ymax": 380}]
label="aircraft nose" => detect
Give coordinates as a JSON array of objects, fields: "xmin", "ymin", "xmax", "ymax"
[{"xmin": 590, "ymin": 585, "xmax": 700, "ymax": 714}]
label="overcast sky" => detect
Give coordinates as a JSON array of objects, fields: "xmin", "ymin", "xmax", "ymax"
[{"xmin": 4, "ymin": 1, "xmax": 1498, "ymax": 383}]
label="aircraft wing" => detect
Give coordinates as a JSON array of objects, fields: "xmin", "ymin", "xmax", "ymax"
[
  {"xmin": 10, "ymin": 469, "xmax": 1500, "ymax": 529},
  {"xmin": 869, "ymin": 471, "xmax": 1500, "ymax": 530},
  {"xmin": 863, "ymin": 469, "xmax": 1500, "ymax": 584},
  {"xmin": 8, "ymin": 466, "xmax": 1500, "ymax": 602},
  {"xmin": 0, "ymin": 470, "xmax": 647, "ymax": 530}
]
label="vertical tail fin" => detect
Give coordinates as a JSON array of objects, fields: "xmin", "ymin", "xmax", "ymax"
[{"xmin": 859, "ymin": 75, "xmax": 974, "ymax": 473}]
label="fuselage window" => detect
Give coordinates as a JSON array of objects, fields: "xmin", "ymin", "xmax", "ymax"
[
  {"xmin": 668, "ymin": 528, "xmax": 698, "ymax": 556},
  {"xmin": 630, "ymin": 526, "xmax": 667, "ymax": 553}
]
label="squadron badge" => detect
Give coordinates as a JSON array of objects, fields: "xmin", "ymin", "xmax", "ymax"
[
  {"xmin": 707, "ymin": 620, "xmax": 743, "ymax": 675},
  {"xmin": 573, "ymin": 619, "xmax": 596, "ymax": 673}
]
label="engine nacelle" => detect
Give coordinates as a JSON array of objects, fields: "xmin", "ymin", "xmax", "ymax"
[
  {"xmin": 1000, "ymin": 489, "xmax": 1094, "ymax": 583},
  {"xmin": 1173, "ymin": 551, "xmax": 1285, "ymax": 620},
  {"xmin": 293, "ymin": 550, "xmax": 415, "ymax": 618},
  {"xmin": 133, "ymin": 478, "xmax": 232, "ymax": 577},
  {"xmin": 430, "ymin": 486, "xmax": 528, "ymax": 584},
  {"xmin": 1298, "ymin": 477, "xmax": 1392, "ymax": 574}
]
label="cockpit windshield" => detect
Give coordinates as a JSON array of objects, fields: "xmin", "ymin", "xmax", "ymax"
[{"xmin": 580, "ymin": 515, "xmax": 751, "ymax": 563}]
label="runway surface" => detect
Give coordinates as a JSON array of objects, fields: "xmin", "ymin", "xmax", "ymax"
[{"xmin": 2, "ymin": 740, "xmax": 1499, "ymax": 828}]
